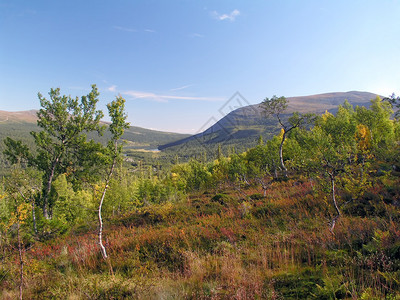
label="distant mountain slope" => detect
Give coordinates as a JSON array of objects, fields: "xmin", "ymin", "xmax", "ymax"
[
  {"xmin": 0, "ymin": 109, "xmax": 38, "ymax": 123},
  {"xmin": 0, "ymin": 110, "xmax": 190, "ymax": 150},
  {"xmin": 159, "ymin": 91, "xmax": 380, "ymax": 152}
]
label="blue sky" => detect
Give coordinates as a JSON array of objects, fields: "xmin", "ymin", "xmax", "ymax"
[{"xmin": 1, "ymin": 1, "xmax": 399, "ymax": 133}]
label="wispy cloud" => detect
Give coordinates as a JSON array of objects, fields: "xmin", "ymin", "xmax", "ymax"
[
  {"xmin": 122, "ymin": 90, "xmax": 224, "ymax": 103},
  {"xmin": 113, "ymin": 26, "xmax": 137, "ymax": 32},
  {"xmin": 189, "ymin": 33, "xmax": 205, "ymax": 38},
  {"xmin": 170, "ymin": 84, "xmax": 194, "ymax": 91},
  {"xmin": 211, "ymin": 9, "xmax": 240, "ymax": 21},
  {"xmin": 114, "ymin": 26, "xmax": 156, "ymax": 34},
  {"xmin": 107, "ymin": 85, "xmax": 117, "ymax": 92}
]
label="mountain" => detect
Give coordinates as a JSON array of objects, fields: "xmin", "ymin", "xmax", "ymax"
[
  {"xmin": 159, "ymin": 91, "xmax": 381, "ymax": 152},
  {"xmin": 0, "ymin": 91, "xmax": 383, "ymax": 161},
  {"xmin": 0, "ymin": 110, "xmax": 190, "ymax": 151},
  {"xmin": 0, "ymin": 109, "xmax": 38, "ymax": 123}
]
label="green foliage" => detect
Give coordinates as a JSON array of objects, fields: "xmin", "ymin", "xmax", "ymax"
[
  {"xmin": 2, "ymin": 92, "xmax": 400, "ymax": 298},
  {"xmin": 102, "ymin": 170, "xmax": 141, "ymax": 215},
  {"xmin": 3, "ymin": 137, "xmax": 31, "ymax": 166},
  {"xmin": 3, "ymin": 85, "xmax": 106, "ymax": 220},
  {"xmin": 272, "ymin": 267, "xmax": 324, "ymax": 299},
  {"xmin": 226, "ymin": 153, "xmax": 248, "ymax": 183},
  {"xmin": 385, "ymin": 93, "xmax": 400, "ymax": 118},
  {"xmin": 248, "ymin": 193, "xmax": 265, "ymax": 201},
  {"xmin": 210, "ymin": 193, "xmax": 236, "ymax": 206},
  {"xmin": 251, "ymin": 202, "xmax": 282, "ymax": 219},
  {"xmin": 170, "ymin": 159, "xmax": 213, "ymax": 192},
  {"xmin": 355, "ymin": 97, "xmax": 395, "ymax": 156},
  {"xmin": 262, "ymin": 95, "xmax": 288, "ymax": 117},
  {"xmin": 262, "ymin": 95, "xmax": 316, "ymax": 177},
  {"xmin": 314, "ymin": 274, "xmax": 349, "ymax": 299},
  {"xmin": 107, "ymin": 96, "xmax": 130, "ymax": 152},
  {"xmin": 52, "ymin": 174, "xmax": 94, "ymax": 225},
  {"xmin": 0, "ymin": 116, "xmax": 189, "ymax": 176},
  {"xmin": 135, "ymin": 177, "xmax": 183, "ymax": 205},
  {"xmin": 186, "ymin": 160, "xmax": 213, "ymax": 191}
]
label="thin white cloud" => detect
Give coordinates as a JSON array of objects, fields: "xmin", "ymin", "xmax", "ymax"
[
  {"xmin": 170, "ymin": 84, "xmax": 194, "ymax": 91},
  {"xmin": 211, "ymin": 9, "xmax": 240, "ymax": 21},
  {"xmin": 113, "ymin": 26, "xmax": 137, "ymax": 32},
  {"xmin": 122, "ymin": 90, "xmax": 224, "ymax": 102},
  {"xmin": 189, "ymin": 33, "xmax": 205, "ymax": 38},
  {"xmin": 108, "ymin": 85, "xmax": 117, "ymax": 92},
  {"xmin": 114, "ymin": 27, "xmax": 156, "ymax": 34}
]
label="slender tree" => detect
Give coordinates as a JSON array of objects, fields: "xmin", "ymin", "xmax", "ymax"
[
  {"xmin": 3, "ymin": 140, "xmax": 40, "ymax": 234},
  {"xmin": 98, "ymin": 96, "xmax": 129, "ymax": 260},
  {"xmin": 3, "ymin": 85, "xmax": 104, "ymax": 219},
  {"xmin": 262, "ymin": 96, "xmax": 315, "ymax": 177},
  {"xmin": 3, "ymin": 169, "xmax": 32, "ymax": 300},
  {"xmin": 34, "ymin": 85, "xmax": 104, "ymax": 218},
  {"xmin": 300, "ymin": 104, "xmax": 357, "ymax": 232},
  {"xmin": 246, "ymin": 142, "xmax": 275, "ymax": 196}
]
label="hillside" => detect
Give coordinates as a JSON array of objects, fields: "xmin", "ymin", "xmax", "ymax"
[
  {"xmin": 0, "ymin": 110, "xmax": 190, "ymax": 173},
  {"xmin": 1, "ymin": 95, "xmax": 399, "ymax": 299},
  {"xmin": 159, "ymin": 91, "xmax": 379, "ymax": 153},
  {"xmin": 1, "ymin": 170, "xmax": 399, "ymax": 298},
  {"xmin": 0, "ymin": 109, "xmax": 190, "ymax": 151}
]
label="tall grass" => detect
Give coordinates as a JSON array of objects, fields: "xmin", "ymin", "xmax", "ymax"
[{"xmin": 1, "ymin": 179, "xmax": 400, "ymax": 299}]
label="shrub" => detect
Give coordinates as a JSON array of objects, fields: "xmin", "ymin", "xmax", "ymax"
[
  {"xmin": 272, "ymin": 267, "xmax": 324, "ymax": 299},
  {"xmin": 248, "ymin": 193, "xmax": 265, "ymax": 201},
  {"xmin": 252, "ymin": 202, "xmax": 281, "ymax": 219},
  {"xmin": 210, "ymin": 193, "xmax": 236, "ymax": 206}
]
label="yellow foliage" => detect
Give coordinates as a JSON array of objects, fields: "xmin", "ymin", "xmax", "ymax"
[
  {"xmin": 355, "ymin": 124, "xmax": 371, "ymax": 152},
  {"xmin": 25, "ymin": 259, "xmax": 45, "ymax": 276},
  {"xmin": 321, "ymin": 110, "xmax": 334, "ymax": 122},
  {"xmin": 8, "ymin": 202, "xmax": 29, "ymax": 228},
  {"xmin": 92, "ymin": 183, "xmax": 107, "ymax": 197}
]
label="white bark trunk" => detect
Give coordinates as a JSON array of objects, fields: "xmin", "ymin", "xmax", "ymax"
[
  {"xmin": 329, "ymin": 173, "xmax": 341, "ymax": 232},
  {"xmin": 98, "ymin": 156, "xmax": 116, "ymax": 260}
]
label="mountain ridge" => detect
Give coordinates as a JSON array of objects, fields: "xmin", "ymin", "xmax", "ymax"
[
  {"xmin": 0, "ymin": 109, "xmax": 190, "ymax": 151},
  {"xmin": 159, "ymin": 91, "xmax": 381, "ymax": 151}
]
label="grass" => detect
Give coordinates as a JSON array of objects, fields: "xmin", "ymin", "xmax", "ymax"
[{"xmin": 1, "ymin": 176, "xmax": 400, "ymax": 299}]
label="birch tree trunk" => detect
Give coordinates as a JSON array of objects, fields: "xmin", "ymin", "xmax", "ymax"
[
  {"xmin": 98, "ymin": 157, "xmax": 116, "ymax": 260},
  {"xmin": 17, "ymin": 221, "xmax": 24, "ymax": 300},
  {"xmin": 329, "ymin": 172, "xmax": 341, "ymax": 232},
  {"xmin": 279, "ymin": 130, "xmax": 288, "ymax": 178}
]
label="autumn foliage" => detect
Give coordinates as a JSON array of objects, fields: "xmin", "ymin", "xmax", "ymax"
[{"xmin": 1, "ymin": 93, "xmax": 400, "ymax": 299}]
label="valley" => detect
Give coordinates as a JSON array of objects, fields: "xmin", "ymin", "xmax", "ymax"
[{"xmin": 1, "ymin": 90, "xmax": 399, "ymax": 298}]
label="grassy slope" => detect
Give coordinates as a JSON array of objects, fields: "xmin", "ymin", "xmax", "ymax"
[
  {"xmin": 0, "ymin": 110, "xmax": 190, "ymax": 173},
  {"xmin": 0, "ymin": 112, "xmax": 190, "ymax": 150},
  {"xmin": 1, "ymin": 173, "xmax": 399, "ymax": 299},
  {"xmin": 159, "ymin": 91, "xmax": 379, "ymax": 153}
]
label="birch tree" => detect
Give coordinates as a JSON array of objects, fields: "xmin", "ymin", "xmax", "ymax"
[
  {"xmin": 301, "ymin": 104, "xmax": 357, "ymax": 232},
  {"xmin": 262, "ymin": 96, "xmax": 315, "ymax": 177},
  {"xmin": 3, "ymin": 85, "xmax": 104, "ymax": 219},
  {"xmin": 97, "ymin": 96, "xmax": 129, "ymax": 260}
]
